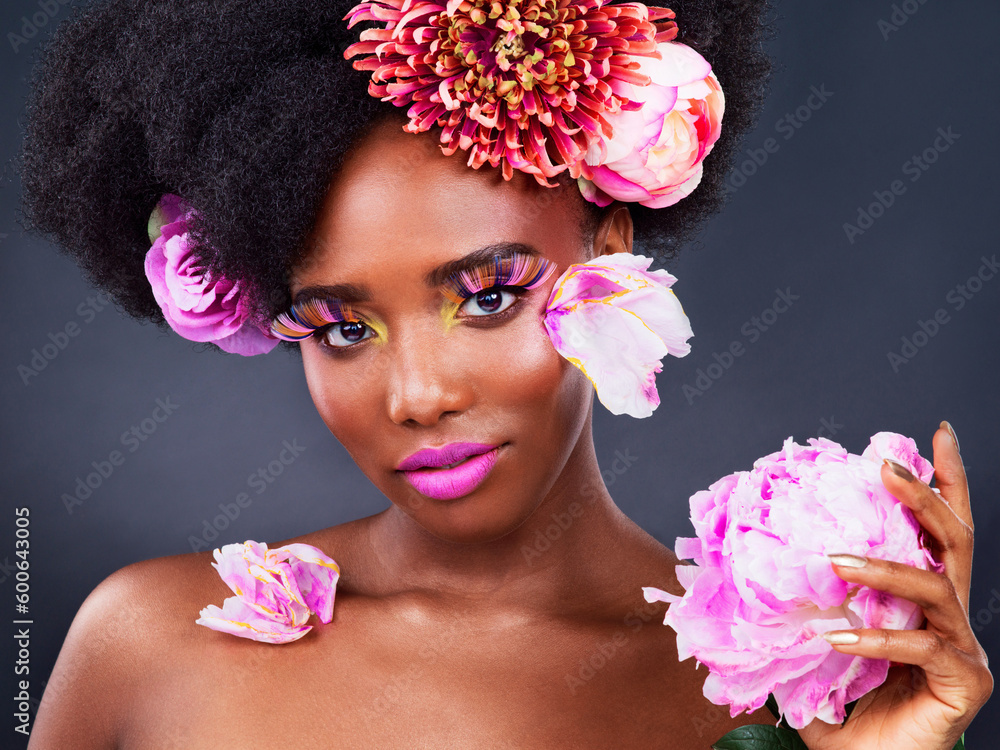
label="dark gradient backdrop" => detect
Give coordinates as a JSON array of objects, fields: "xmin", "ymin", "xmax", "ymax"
[{"xmin": 1, "ymin": 0, "xmax": 997, "ymax": 746}]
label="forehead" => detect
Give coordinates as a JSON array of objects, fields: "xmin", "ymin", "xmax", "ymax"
[{"xmin": 291, "ymin": 120, "xmax": 590, "ymax": 290}]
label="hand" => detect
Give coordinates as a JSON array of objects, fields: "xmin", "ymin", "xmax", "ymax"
[{"xmin": 798, "ymin": 422, "xmax": 993, "ymax": 750}]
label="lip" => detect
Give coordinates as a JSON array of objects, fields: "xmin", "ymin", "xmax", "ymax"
[
  {"xmin": 397, "ymin": 442, "xmax": 499, "ymax": 471},
  {"xmin": 397, "ymin": 442, "xmax": 504, "ymax": 501}
]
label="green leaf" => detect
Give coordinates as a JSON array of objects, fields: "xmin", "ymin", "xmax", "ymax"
[
  {"xmin": 712, "ymin": 724, "xmax": 967, "ymax": 749},
  {"xmin": 711, "ymin": 724, "xmax": 809, "ymax": 750},
  {"xmin": 764, "ymin": 694, "xmax": 781, "ymax": 721}
]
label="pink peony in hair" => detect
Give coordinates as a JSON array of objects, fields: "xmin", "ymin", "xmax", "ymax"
[{"xmin": 578, "ymin": 40, "xmax": 724, "ymax": 208}]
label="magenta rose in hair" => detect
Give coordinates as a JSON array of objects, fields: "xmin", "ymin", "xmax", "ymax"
[
  {"xmin": 144, "ymin": 193, "xmax": 278, "ymax": 356},
  {"xmin": 642, "ymin": 432, "xmax": 941, "ymax": 730}
]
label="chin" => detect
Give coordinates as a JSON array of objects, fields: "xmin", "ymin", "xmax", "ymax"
[{"xmin": 392, "ymin": 481, "xmax": 544, "ymax": 546}]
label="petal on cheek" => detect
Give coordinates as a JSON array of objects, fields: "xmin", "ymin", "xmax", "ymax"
[{"xmin": 542, "ymin": 253, "xmax": 693, "ymax": 418}]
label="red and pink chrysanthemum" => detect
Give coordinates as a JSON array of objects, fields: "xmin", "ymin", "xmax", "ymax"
[{"xmin": 343, "ymin": 0, "xmax": 680, "ymax": 187}]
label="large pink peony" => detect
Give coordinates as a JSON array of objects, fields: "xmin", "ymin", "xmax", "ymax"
[
  {"xmin": 196, "ymin": 540, "xmax": 341, "ymax": 644},
  {"xmin": 579, "ymin": 41, "xmax": 724, "ymax": 208},
  {"xmin": 643, "ymin": 432, "xmax": 941, "ymax": 729},
  {"xmin": 144, "ymin": 194, "xmax": 279, "ymax": 356}
]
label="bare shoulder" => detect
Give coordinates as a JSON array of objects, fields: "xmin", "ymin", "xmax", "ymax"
[
  {"xmin": 29, "ymin": 515, "xmax": 373, "ymax": 749},
  {"xmin": 61, "ymin": 548, "xmax": 224, "ymax": 660},
  {"xmin": 612, "ymin": 512, "xmax": 686, "ymax": 599},
  {"xmin": 27, "ymin": 550, "xmax": 214, "ymax": 748}
]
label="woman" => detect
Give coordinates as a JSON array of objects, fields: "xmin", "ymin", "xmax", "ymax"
[{"xmin": 16, "ymin": 0, "xmax": 991, "ymax": 747}]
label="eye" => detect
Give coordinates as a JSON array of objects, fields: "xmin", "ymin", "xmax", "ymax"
[
  {"xmin": 458, "ymin": 287, "xmax": 520, "ymax": 318},
  {"xmin": 316, "ymin": 320, "xmax": 376, "ymax": 350}
]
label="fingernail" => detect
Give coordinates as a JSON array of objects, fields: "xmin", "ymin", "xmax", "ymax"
[
  {"xmin": 827, "ymin": 553, "xmax": 867, "ymax": 568},
  {"xmin": 940, "ymin": 420, "xmax": 961, "ymax": 454},
  {"xmin": 823, "ymin": 631, "xmax": 860, "ymax": 645},
  {"xmin": 883, "ymin": 458, "xmax": 914, "ymax": 482}
]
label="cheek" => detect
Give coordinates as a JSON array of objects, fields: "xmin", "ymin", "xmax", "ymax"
[
  {"xmin": 300, "ymin": 343, "xmax": 381, "ymax": 448},
  {"xmin": 492, "ymin": 306, "xmax": 592, "ymax": 432}
]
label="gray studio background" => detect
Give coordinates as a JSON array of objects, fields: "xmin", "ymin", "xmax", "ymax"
[{"xmin": 1, "ymin": 0, "xmax": 997, "ymax": 745}]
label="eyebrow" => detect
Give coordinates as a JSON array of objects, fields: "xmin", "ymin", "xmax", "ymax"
[{"xmin": 291, "ymin": 242, "xmax": 542, "ymax": 306}]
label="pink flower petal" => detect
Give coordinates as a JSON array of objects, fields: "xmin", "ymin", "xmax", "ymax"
[
  {"xmin": 196, "ymin": 597, "xmax": 313, "ymax": 644},
  {"xmin": 275, "ymin": 543, "xmax": 342, "ymax": 623},
  {"xmin": 636, "ymin": 41, "xmax": 713, "ymax": 89},
  {"xmin": 861, "ymin": 431, "xmax": 935, "ymax": 483},
  {"xmin": 197, "ymin": 540, "xmax": 340, "ymax": 643},
  {"xmin": 542, "ymin": 252, "xmax": 692, "ymax": 418}
]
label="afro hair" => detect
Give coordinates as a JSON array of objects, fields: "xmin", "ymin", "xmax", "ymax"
[{"xmin": 17, "ymin": 0, "xmax": 775, "ymax": 352}]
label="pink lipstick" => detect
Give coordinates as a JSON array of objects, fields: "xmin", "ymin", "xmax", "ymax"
[{"xmin": 397, "ymin": 442, "xmax": 502, "ymax": 501}]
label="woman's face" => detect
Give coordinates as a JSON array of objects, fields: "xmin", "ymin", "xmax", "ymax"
[{"xmin": 290, "ymin": 119, "xmax": 624, "ymax": 544}]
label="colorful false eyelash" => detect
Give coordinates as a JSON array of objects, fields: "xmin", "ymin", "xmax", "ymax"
[
  {"xmin": 441, "ymin": 253, "xmax": 557, "ymax": 305},
  {"xmin": 270, "ymin": 297, "xmax": 359, "ymax": 342},
  {"xmin": 273, "ymin": 253, "xmax": 556, "ymax": 341}
]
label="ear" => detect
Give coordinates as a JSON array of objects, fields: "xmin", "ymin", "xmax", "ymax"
[{"xmin": 591, "ymin": 204, "xmax": 633, "ymax": 259}]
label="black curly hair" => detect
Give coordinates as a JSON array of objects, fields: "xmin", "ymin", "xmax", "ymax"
[{"xmin": 16, "ymin": 0, "xmax": 774, "ymax": 354}]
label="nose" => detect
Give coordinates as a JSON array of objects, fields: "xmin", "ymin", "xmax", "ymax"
[{"xmin": 383, "ymin": 319, "xmax": 474, "ymax": 427}]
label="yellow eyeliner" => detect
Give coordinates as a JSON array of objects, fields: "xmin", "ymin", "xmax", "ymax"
[
  {"xmin": 440, "ymin": 298, "xmax": 462, "ymax": 333},
  {"xmin": 437, "ymin": 251, "xmax": 556, "ymax": 333},
  {"xmin": 365, "ymin": 316, "xmax": 389, "ymax": 345}
]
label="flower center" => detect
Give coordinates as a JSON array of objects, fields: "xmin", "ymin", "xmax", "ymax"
[
  {"xmin": 492, "ymin": 32, "xmax": 526, "ymax": 60},
  {"xmin": 439, "ymin": 0, "xmax": 571, "ymax": 107}
]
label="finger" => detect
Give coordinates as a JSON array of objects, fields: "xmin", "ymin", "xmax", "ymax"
[
  {"xmin": 821, "ymin": 628, "xmax": 991, "ymax": 714},
  {"xmin": 933, "ymin": 421, "xmax": 972, "ymax": 528},
  {"xmin": 880, "ymin": 459, "xmax": 973, "ymax": 610},
  {"xmin": 880, "ymin": 457, "xmax": 972, "ymax": 554},
  {"xmin": 827, "ymin": 554, "xmax": 977, "ymax": 651}
]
